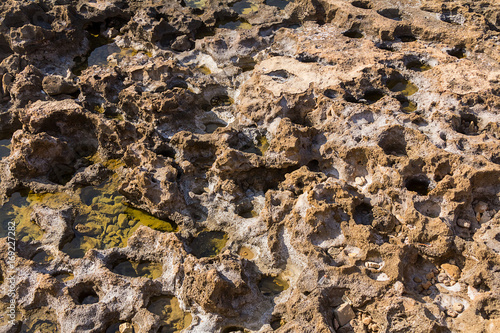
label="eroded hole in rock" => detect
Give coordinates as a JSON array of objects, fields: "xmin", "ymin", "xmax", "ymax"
[
  {"xmin": 397, "ymin": 35, "xmax": 417, "ymax": 43},
  {"xmin": 307, "ymin": 159, "xmax": 320, "ymax": 172},
  {"xmin": 343, "ymin": 30, "xmax": 364, "ymax": 39},
  {"xmin": 397, "ymin": 96, "xmax": 417, "ymax": 113},
  {"xmin": 353, "ymin": 203, "xmax": 374, "ymax": 225},
  {"xmin": 217, "ymin": 18, "xmax": 252, "ymax": 30},
  {"xmin": 266, "ymin": 0, "xmax": 290, "ymax": 10},
  {"xmin": 48, "ymin": 163, "xmax": 76, "ymax": 185},
  {"xmin": 266, "ymin": 69, "xmax": 292, "ymax": 82},
  {"xmin": 231, "ymin": 0, "xmax": 259, "ymax": 15},
  {"xmin": 297, "ymin": 52, "xmax": 319, "ymax": 63},
  {"xmin": 236, "ymin": 203, "xmax": 258, "ymax": 218},
  {"xmin": 0, "ymin": 138, "xmax": 11, "ymax": 159},
  {"xmin": 258, "ymin": 274, "xmax": 289, "ymax": 296},
  {"xmin": 235, "ymin": 56, "xmax": 257, "ymax": 71},
  {"xmin": 405, "ymin": 176, "xmax": 430, "ymax": 196},
  {"xmin": 363, "ymin": 90, "xmax": 384, "ymax": 104},
  {"xmin": 454, "ymin": 113, "xmax": 479, "ymax": 136},
  {"xmin": 378, "ymin": 128, "xmax": 407, "ymax": 156},
  {"xmin": 210, "ymin": 95, "xmax": 234, "ymax": 107},
  {"xmin": 204, "ymin": 121, "xmax": 227, "ymax": 133},
  {"xmin": 405, "ymin": 59, "xmax": 432, "ymax": 72},
  {"xmin": 238, "ymin": 246, "xmax": 255, "ymax": 259},
  {"xmin": 270, "ymin": 316, "xmax": 284, "ymax": 329},
  {"xmin": 434, "ymin": 162, "xmax": 452, "ymax": 181},
  {"xmin": 447, "ymin": 46, "xmax": 467, "ymax": 59},
  {"xmin": 32, "ymin": 250, "xmax": 54, "ymax": 264},
  {"xmin": 189, "ymin": 231, "xmax": 228, "ymax": 258},
  {"xmin": 440, "ymin": 11, "xmax": 465, "ymax": 25},
  {"xmin": 111, "ymin": 260, "xmax": 163, "ymax": 279},
  {"xmin": 147, "ymin": 296, "xmax": 192, "ymax": 332},
  {"xmin": 495, "ymin": 233, "xmax": 500, "ymax": 242},
  {"xmin": 71, "ymin": 284, "xmax": 99, "ymax": 305},
  {"xmin": 223, "ymin": 326, "xmax": 247, "ymax": 333},
  {"xmin": 414, "ymin": 201, "xmax": 441, "ymax": 218},
  {"xmin": 323, "ymin": 89, "xmax": 337, "ymax": 99},
  {"xmin": 377, "ymin": 8, "xmax": 401, "ymax": 20},
  {"xmin": 387, "ymin": 77, "xmax": 418, "ymax": 96},
  {"xmin": 479, "ymin": 298, "xmax": 500, "ymax": 320},
  {"xmin": 351, "ymin": 1, "xmax": 372, "ymax": 9}
]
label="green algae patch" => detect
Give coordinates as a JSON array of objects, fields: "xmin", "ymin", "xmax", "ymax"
[
  {"xmin": 147, "ymin": 296, "xmax": 192, "ymax": 333},
  {"xmin": 190, "ymin": 231, "xmax": 228, "ymax": 258},
  {"xmin": 112, "ymin": 260, "xmax": 163, "ymax": 279},
  {"xmin": 0, "ymin": 192, "xmax": 44, "ymax": 243},
  {"xmin": 258, "ymin": 274, "xmax": 289, "ymax": 296},
  {"xmin": 0, "ymin": 139, "xmax": 11, "ymax": 159}
]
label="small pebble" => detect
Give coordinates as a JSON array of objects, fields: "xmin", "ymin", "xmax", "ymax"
[
  {"xmin": 422, "ymin": 281, "xmax": 432, "ymax": 290},
  {"xmin": 447, "ymin": 310, "xmax": 458, "ymax": 318},
  {"xmin": 426, "ymin": 272, "xmax": 435, "ymax": 280},
  {"xmin": 362, "ymin": 316, "xmax": 372, "ymax": 325},
  {"xmin": 413, "ymin": 276, "xmax": 422, "ymax": 283},
  {"xmin": 437, "ymin": 272, "xmax": 448, "ymax": 283},
  {"xmin": 452, "ymin": 303, "xmax": 464, "ymax": 313},
  {"xmin": 456, "ymin": 219, "xmax": 471, "ymax": 228},
  {"xmin": 355, "ymin": 176, "xmax": 366, "ymax": 186},
  {"xmin": 474, "ymin": 201, "xmax": 488, "ymax": 214}
]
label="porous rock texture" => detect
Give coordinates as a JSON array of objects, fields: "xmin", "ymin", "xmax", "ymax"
[{"xmin": 0, "ymin": 0, "xmax": 500, "ymax": 332}]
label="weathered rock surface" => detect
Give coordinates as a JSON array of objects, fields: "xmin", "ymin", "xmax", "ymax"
[{"xmin": 0, "ymin": 0, "xmax": 499, "ymax": 332}]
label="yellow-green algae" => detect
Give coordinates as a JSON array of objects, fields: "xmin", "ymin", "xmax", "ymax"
[
  {"xmin": 112, "ymin": 260, "xmax": 163, "ymax": 279},
  {"xmin": 147, "ymin": 296, "xmax": 192, "ymax": 333},
  {"xmin": 0, "ymin": 192, "xmax": 44, "ymax": 243},
  {"xmin": 184, "ymin": 0, "xmax": 207, "ymax": 9},
  {"xmin": 387, "ymin": 78, "xmax": 419, "ymax": 96},
  {"xmin": 54, "ymin": 272, "xmax": 74, "ymax": 282},
  {"xmin": 20, "ymin": 307, "xmax": 59, "ymax": 333},
  {"xmin": 258, "ymin": 274, "xmax": 289, "ymax": 296},
  {"xmin": 258, "ymin": 136, "xmax": 270, "ymax": 155},
  {"xmin": 0, "ymin": 139, "xmax": 11, "ymax": 159},
  {"xmin": 218, "ymin": 19, "xmax": 252, "ymax": 30},
  {"xmin": 190, "ymin": 230, "xmax": 228, "ymax": 258},
  {"xmin": 21, "ymin": 159, "xmax": 176, "ymax": 258},
  {"xmin": 32, "ymin": 250, "xmax": 54, "ymax": 264}
]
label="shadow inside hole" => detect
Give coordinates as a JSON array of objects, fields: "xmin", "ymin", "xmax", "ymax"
[
  {"xmin": 363, "ymin": 90, "xmax": 384, "ymax": 104},
  {"xmin": 405, "ymin": 176, "xmax": 430, "ymax": 196},
  {"xmin": 323, "ymin": 89, "xmax": 337, "ymax": 99},
  {"xmin": 378, "ymin": 127, "xmax": 407, "ymax": 156},
  {"xmin": 351, "ymin": 1, "xmax": 372, "ymax": 9},
  {"xmin": 222, "ymin": 326, "xmax": 247, "ymax": 333},
  {"xmin": 258, "ymin": 275, "xmax": 289, "ymax": 296},
  {"xmin": 447, "ymin": 46, "xmax": 467, "ymax": 59},
  {"xmin": 454, "ymin": 113, "xmax": 478, "ymax": 136},
  {"xmin": 405, "ymin": 60, "xmax": 432, "ymax": 72},
  {"xmin": 266, "ymin": 0, "xmax": 290, "ymax": 10},
  {"xmin": 343, "ymin": 30, "xmax": 363, "ymax": 39},
  {"xmin": 72, "ymin": 285, "xmax": 99, "ymax": 305},
  {"xmin": 353, "ymin": 203, "xmax": 373, "ymax": 225},
  {"xmin": 377, "ymin": 8, "xmax": 401, "ymax": 20},
  {"xmin": 189, "ymin": 231, "xmax": 228, "ymax": 258}
]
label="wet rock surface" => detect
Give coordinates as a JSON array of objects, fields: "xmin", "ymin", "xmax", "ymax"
[{"xmin": 0, "ymin": 0, "xmax": 499, "ymax": 332}]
